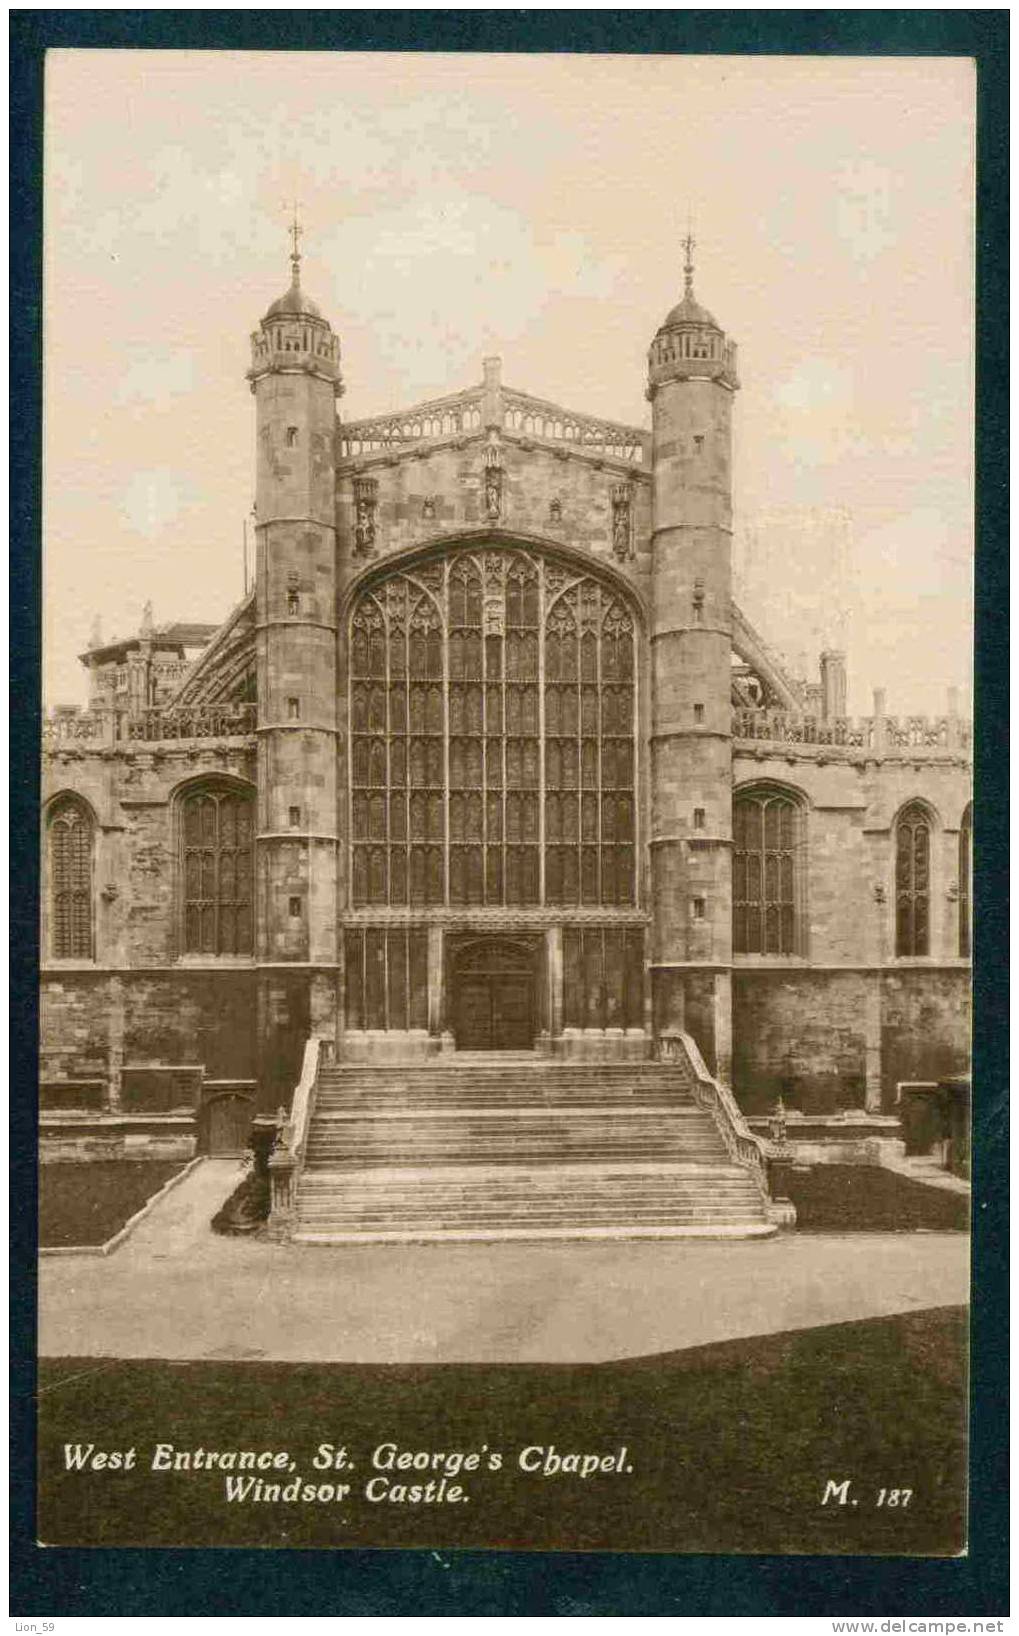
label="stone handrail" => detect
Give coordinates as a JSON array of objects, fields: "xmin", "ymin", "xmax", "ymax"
[
  {"xmin": 658, "ymin": 1030, "xmax": 771, "ymax": 1204},
  {"xmin": 267, "ymin": 1036, "xmax": 333, "ymax": 1236},
  {"xmin": 733, "ymin": 708, "xmax": 971, "ymax": 756}
]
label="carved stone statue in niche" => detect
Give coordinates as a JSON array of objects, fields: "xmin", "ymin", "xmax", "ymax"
[
  {"xmin": 483, "ymin": 446, "xmax": 502, "ymax": 522},
  {"xmin": 611, "ymin": 483, "xmax": 633, "ymax": 561},
  {"xmin": 353, "ymin": 476, "xmax": 378, "ymax": 557}
]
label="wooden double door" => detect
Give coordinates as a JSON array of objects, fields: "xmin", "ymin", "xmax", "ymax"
[{"xmin": 450, "ymin": 936, "xmax": 539, "ymax": 1051}]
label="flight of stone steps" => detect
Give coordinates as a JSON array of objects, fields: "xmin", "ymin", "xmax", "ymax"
[{"xmin": 293, "ymin": 1054, "xmax": 774, "ymax": 1243}]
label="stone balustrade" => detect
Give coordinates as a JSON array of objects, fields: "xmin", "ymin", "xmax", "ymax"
[
  {"xmin": 44, "ymin": 703, "xmax": 257, "ymax": 749},
  {"xmin": 660, "ymin": 1030, "xmax": 796, "ymax": 1228},
  {"xmin": 268, "ymin": 1035, "xmax": 333, "ymax": 1238},
  {"xmin": 340, "ymin": 392, "xmax": 485, "ymax": 457},
  {"xmin": 733, "ymin": 708, "xmax": 971, "ymax": 757},
  {"xmin": 501, "ymin": 389, "xmax": 648, "ymax": 464},
  {"xmin": 339, "ymin": 382, "xmax": 648, "ymax": 465}
]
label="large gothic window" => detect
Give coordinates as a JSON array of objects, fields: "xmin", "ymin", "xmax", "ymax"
[
  {"xmin": 48, "ymin": 796, "xmax": 93, "ymax": 959},
  {"xmin": 349, "ymin": 549, "xmax": 637, "ymax": 907},
  {"xmin": 958, "ymin": 804, "xmax": 972, "ymax": 958},
  {"xmin": 895, "ymin": 802, "xmax": 931, "ymax": 957},
  {"xmin": 733, "ymin": 786, "xmax": 803, "ymax": 955},
  {"xmin": 180, "ymin": 783, "xmax": 254, "ymax": 955}
]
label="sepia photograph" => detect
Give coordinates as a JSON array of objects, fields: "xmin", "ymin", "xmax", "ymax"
[{"xmin": 26, "ymin": 38, "xmax": 986, "ymax": 1574}]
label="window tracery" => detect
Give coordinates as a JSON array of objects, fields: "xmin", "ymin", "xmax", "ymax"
[
  {"xmin": 179, "ymin": 783, "xmax": 254, "ymax": 955},
  {"xmin": 733, "ymin": 786, "xmax": 803, "ymax": 955},
  {"xmin": 895, "ymin": 802, "xmax": 931, "ymax": 957},
  {"xmin": 349, "ymin": 549, "xmax": 637, "ymax": 907},
  {"xmin": 48, "ymin": 796, "xmax": 94, "ymax": 959}
]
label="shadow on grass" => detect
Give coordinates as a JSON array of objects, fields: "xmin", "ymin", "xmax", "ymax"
[{"xmin": 37, "ymin": 1306, "xmax": 967, "ymax": 1555}]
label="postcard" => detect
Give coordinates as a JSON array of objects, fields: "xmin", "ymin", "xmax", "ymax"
[{"xmin": 35, "ymin": 47, "xmax": 974, "ymax": 1561}]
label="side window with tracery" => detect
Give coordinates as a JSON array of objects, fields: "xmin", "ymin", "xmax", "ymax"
[
  {"xmin": 348, "ymin": 549, "xmax": 638, "ymax": 908},
  {"xmin": 895, "ymin": 802, "xmax": 931, "ymax": 957},
  {"xmin": 180, "ymin": 783, "xmax": 254, "ymax": 955},
  {"xmin": 544, "ymin": 580, "xmax": 635, "ymax": 905},
  {"xmin": 733, "ymin": 787, "xmax": 803, "ymax": 955},
  {"xmin": 958, "ymin": 804, "xmax": 972, "ymax": 958},
  {"xmin": 49, "ymin": 796, "xmax": 94, "ymax": 959}
]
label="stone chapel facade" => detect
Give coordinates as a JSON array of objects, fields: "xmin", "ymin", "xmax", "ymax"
[{"xmin": 41, "ymin": 244, "xmax": 972, "ymax": 1198}]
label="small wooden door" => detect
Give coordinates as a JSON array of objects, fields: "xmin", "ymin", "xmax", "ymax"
[
  {"xmin": 452, "ymin": 940, "xmax": 536, "ymax": 1051},
  {"xmin": 205, "ymin": 1093, "xmax": 254, "ymax": 1156}
]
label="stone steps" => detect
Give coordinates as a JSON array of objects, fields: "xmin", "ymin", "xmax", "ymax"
[
  {"xmin": 316, "ymin": 1063, "xmax": 693, "ymax": 1113},
  {"xmin": 305, "ymin": 1109, "xmax": 726, "ymax": 1168},
  {"xmin": 294, "ymin": 1163, "xmax": 770, "ymax": 1242},
  {"xmin": 294, "ymin": 1058, "xmax": 769, "ymax": 1242}
]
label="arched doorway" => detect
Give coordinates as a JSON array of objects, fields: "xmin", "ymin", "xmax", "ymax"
[{"xmin": 449, "ymin": 936, "xmax": 540, "ymax": 1051}]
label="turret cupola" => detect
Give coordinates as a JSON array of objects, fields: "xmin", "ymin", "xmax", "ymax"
[
  {"xmin": 648, "ymin": 235, "xmax": 739, "ymax": 394},
  {"xmin": 248, "ymin": 215, "xmax": 342, "ymax": 395}
]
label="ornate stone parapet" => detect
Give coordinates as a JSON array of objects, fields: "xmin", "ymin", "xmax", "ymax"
[
  {"xmin": 338, "ymin": 376, "xmax": 650, "ymax": 466},
  {"xmin": 340, "ymin": 390, "xmax": 485, "ymax": 458},
  {"xmin": 43, "ymin": 709, "xmax": 118, "ymax": 748},
  {"xmin": 45, "ymin": 703, "xmax": 258, "ymax": 751},
  {"xmin": 124, "ymin": 703, "xmax": 258, "ymax": 743},
  {"xmin": 732, "ymin": 708, "xmax": 971, "ymax": 760},
  {"xmin": 502, "ymin": 388, "xmax": 648, "ymax": 465}
]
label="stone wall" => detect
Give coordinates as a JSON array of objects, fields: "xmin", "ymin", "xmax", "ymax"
[
  {"xmin": 880, "ymin": 968, "xmax": 971, "ymax": 1105},
  {"xmin": 733, "ymin": 971, "xmax": 871, "ymax": 1114},
  {"xmin": 733, "ymin": 967, "xmax": 970, "ymax": 1116},
  {"xmin": 336, "ymin": 434, "xmax": 652, "ymax": 602},
  {"xmin": 730, "ymin": 750, "xmax": 971, "ymax": 1114}
]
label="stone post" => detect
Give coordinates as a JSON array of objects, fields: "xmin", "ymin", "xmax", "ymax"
[
  {"xmin": 481, "ymin": 355, "xmax": 504, "ymax": 429},
  {"xmin": 820, "ymin": 650, "xmax": 847, "ymax": 721},
  {"xmin": 872, "ymin": 688, "xmax": 887, "ymax": 756},
  {"xmin": 427, "ymin": 925, "xmax": 444, "ymax": 1046}
]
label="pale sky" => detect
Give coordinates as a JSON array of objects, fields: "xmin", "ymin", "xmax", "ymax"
[{"xmin": 43, "ymin": 51, "xmax": 974, "ymax": 714}]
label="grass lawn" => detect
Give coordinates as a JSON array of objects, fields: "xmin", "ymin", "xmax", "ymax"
[
  {"xmin": 39, "ymin": 1161, "xmax": 187, "ymax": 1249},
  {"xmin": 36, "ymin": 1306, "xmax": 967, "ymax": 1554},
  {"xmin": 785, "ymin": 1164, "xmax": 969, "ymax": 1233}
]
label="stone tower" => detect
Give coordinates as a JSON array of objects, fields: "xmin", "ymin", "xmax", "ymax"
[
  {"xmin": 647, "ymin": 238, "xmax": 740, "ymax": 1078},
  {"xmin": 247, "ymin": 228, "xmax": 343, "ymax": 1103}
]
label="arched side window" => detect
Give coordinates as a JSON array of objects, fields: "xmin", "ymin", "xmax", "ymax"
[
  {"xmin": 733, "ymin": 786, "xmax": 804, "ymax": 955},
  {"xmin": 895, "ymin": 802, "xmax": 931, "ymax": 957},
  {"xmin": 348, "ymin": 548, "xmax": 637, "ymax": 908},
  {"xmin": 179, "ymin": 783, "xmax": 254, "ymax": 955},
  {"xmin": 48, "ymin": 796, "xmax": 94, "ymax": 959},
  {"xmin": 958, "ymin": 804, "xmax": 972, "ymax": 958}
]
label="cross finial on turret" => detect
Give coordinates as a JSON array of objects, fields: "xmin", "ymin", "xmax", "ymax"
[
  {"xmin": 287, "ymin": 199, "xmax": 302, "ymax": 284},
  {"xmin": 682, "ymin": 227, "xmax": 696, "ymax": 299}
]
